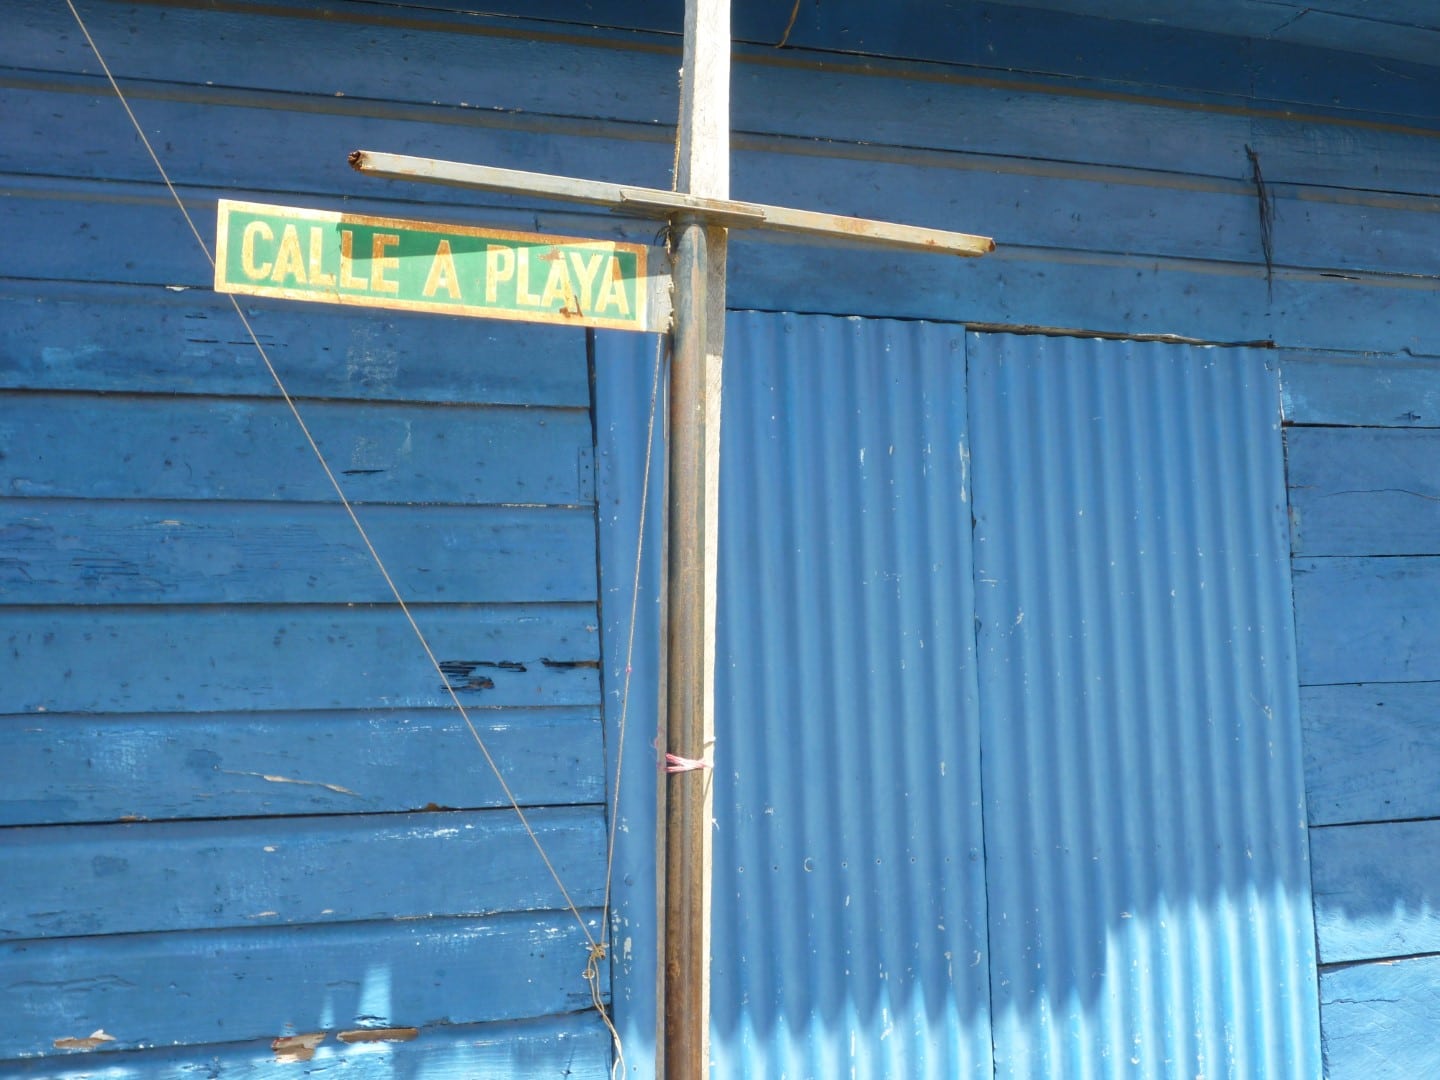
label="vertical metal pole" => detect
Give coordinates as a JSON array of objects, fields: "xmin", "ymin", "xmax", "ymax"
[
  {"xmin": 666, "ymin": 1, "xmax": 727, "ymax": 1075},
  {"xmin": 664, "ymin": 215, "xmax": 708, "ymax": 1079}
]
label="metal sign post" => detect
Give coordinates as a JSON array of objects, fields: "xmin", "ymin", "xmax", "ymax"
[{"xmin": 347, "ymin": 8, "xmax": 992, "ymax": 1075}]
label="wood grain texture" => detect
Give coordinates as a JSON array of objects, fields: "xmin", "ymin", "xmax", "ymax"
[
  {"xmin": 5, "ymin": 0, "xmax": 681, "ymax": 129},
  {"xmin": 0, "ymin": 913, "xmax": 604, "ymax": 1059},
  {"xmin": 1312, "ymin": 819, "xmax": 1440, "ymax": 963},
  {"xmin": 1287, "ymin": 428, "xmax": 1440, "ymax": 556},
  {"xmin": 11, "ymin": 0, "xmax": 1440, "ymax": 1072},
  {"xmin": 1321, "ymin": 955, "xmax": 1440, "ymax": 1079},
  {"xmin": 3, "ymin": 176, "xmax": 1390, "ymax": 354},
  {"xmin": 0, "ymin": 393, "xmax": 592, "ymax": 506},
  {"xmin": 0, "ymin": 708, "xmax": 602, "ymax": 825},
  {"xmin": 0, "ymin": 501, "xmax": 595, "ymax": 605},
  {"xmin": 19, "ymin": 0, "xmax": 1440, "ymax": 124},
  {"xmin": 0, "ymin": 807, "xmax": 603, "ymax": 939},
  {"xmin": 1293, "ymin": 557, "xmax": 1440, "ymax": 684},
  {"xmin": 0, "ymin": 1014, "xmax": 612, "ymax": 1077},
  {"xmin": 10, "ymin": 75, "xmax": 1433, "ymax": 280},
  {"xmin": 1303, "ymin": 683, "xmax": 1440, "ymax": 826},
  {"xmin": 14, "ymin": 0, "xmax": 1438, "ymax": 194},
  {"xmin": 591, "ymin": 329, "xmax": 666, "ymax": 1078},
  {"xmin": 1, "ymin": 606, "xmax": 600, "ymax": 714},
  {"xmin": 0, "ymin": 282, "xmax": 589, "ymax": 407},
  {"xmin": 1282, "ymin": 355, "xmax": 1440, "ymax": 427}
]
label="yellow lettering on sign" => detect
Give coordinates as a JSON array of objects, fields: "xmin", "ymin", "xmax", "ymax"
[
  {"xmin": 370, "ymin": 233, "xmax": 400, "ymax": 294},
  {"xmin": 539, "ymin": 253, "xmax": 573, "ymax": 310},
  {"xmin": 241, "ymin": 220, "xmax": 274, "ymax": 280},
  {"xmin": 594, "ymin": 255, "xmax": 630, "ymax": 316},
  {"xmin": 307, "ymin": 226, "xmax": 336, "ymax": 288},
  {"xmin": 271, "ymin": 224, "xmax": 307, "ymax": 285},
  {"xmin": 422, "ymin": 239, "xmax": 461, "ymax": 299},
  {"xmin": 485, "ymin": 245, "xmax": 515, "ymax": 302},
  {"xmin": 567, "ymin": 250, "xmax": 604, "ymax": 313},
  {"xmin": 514, "ymin": 248, "xmax": 543, "ymax": 307},
  {"xmin": 338, "ymin": 231, "xmax": 367, "ymax": 290}
]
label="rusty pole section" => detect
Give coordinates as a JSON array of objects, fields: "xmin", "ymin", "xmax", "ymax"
[{"xmin": 663, "ymin": 215, "xmax": 709, "ymax": 1080}]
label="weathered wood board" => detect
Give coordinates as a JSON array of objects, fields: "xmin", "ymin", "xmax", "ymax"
[
  {"xmin": 1321, "ymin": 955, "xmax": 1440, "ymax": 1079},
  {"xmin": 1, "ymin": 606, "xmax": 600, "ymax": 713},
  {"xmin": 1311, "ymin": 819, "xmax": 1440, "ymax": 962},
  {"xmin": 1, "ymin": 1014, "xmax": 612, "ymax": 1078},
  {"xmin": 0, "ymin": 393, "xmax": 593, "ymax": 506},
  {"xmin": 0, "ymin": 708, "xmax": 603, "ymax": 825},
  {"xmin": 0, "ymin": 807, "xmax": 603, "ymax": 940},
  {"xmin": 1293, "ymin": 557, "xmax": 1440, "ymax": 684},
  {"xmin": 0, "ymin": 502, "xmax": 595, "ymax": 605},
  {"xmin": 1287, "ymin": 427, "xmax": 1440, "ymax": 556},
  {"xmin": 1302, "ymin": 682, "xmax": 1440, "ymax": 825},
  {"xmin": 1283, "ymin": 355, "xmax": 1440, "ymax": 427},
  {"xmin": 0, "ymin": 282, "xmax": 590, "ymax": 406},
  {"xmin": 0, "ymin": 913, "xmax": 603, "ymax": 1059}
]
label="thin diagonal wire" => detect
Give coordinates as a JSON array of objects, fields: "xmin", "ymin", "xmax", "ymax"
[
  {"xmin": 597, "ymin": 103, "xmax": 683, "ymax": 1012},
  {"xmin": 62, "ymin": 0, "xmax": 605, "ymax": 964}
]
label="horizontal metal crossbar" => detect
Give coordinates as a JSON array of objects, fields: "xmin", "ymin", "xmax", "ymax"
[{"xmin": 349, "ymin": 151, "xmax": 995, "ymax": 257}]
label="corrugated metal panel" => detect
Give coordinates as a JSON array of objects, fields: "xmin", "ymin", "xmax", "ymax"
[
  {"xmin": 712, "ymin": 313, "xmax": 992, "ymax": 1078},
  {"xmin": 967, "ymin": 333, "xmax": 1321, "ymax": 1078}
]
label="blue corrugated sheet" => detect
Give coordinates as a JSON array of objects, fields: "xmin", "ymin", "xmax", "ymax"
[
  {"xmin": 709, "ymin": 318, "xmax": 1320, "ymax": 1077},
  {"xmin": 968, "ymin": 333, "xmax": 1321, "ymax": 1078},
  {"xmin": 712, "ymin": 313, "xmax": 993, "ymax": 1078}
]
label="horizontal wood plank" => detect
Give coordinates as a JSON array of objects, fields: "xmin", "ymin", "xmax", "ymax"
[
  {"xmin": 1, "ymin": 606, "xmax": 600, "ymax": 714},
  {"xmin": 1273, "ymin": 188, "xmax": 1440, "ymax": 280},
  {"xmin": 0, "ymin": 392, "xmax": 592, "ymax": 506},
  {"xmin": 10, "ymin": 73, "xmax": 1437, "ymax": 282},
  {"xmin": 4, "ymin": 81, "xmax": 1280, "ymax": 269},
  {"xmin": 1282, "ymin": 354, "xmax": 1440, "ymax": 427},
  {"xmin": 1312, "ymin": 820, "xmax": 1440, "ymax": 963},
  {"xmin": 0, "ymin": 807, "xmax": 603, "ymax": 940},
  {"xmin": 1302, "ymin": 682, "xmax": 1440, "ymax": 825},
  {"xmin": 0, "ymin": 913, "xmax": 604, "ymax": 1059},
  {"xmin": 0, "ymin": 282, "xmax": 589, "ymax": 407},
  {"xmin": 8, "ymin": 6, "xmax": 1240, "ymax": 186},
  {"xmin": 16, "ymin": 0, "xmax": 1440, "ymax": 134},
  {"xmin": 0, "ymin": 708, "xmax": 602, "ymax": 825},
  {"xmin": 1321, "ymin": 955, "xmax": 1440, "ymax": 1079},
  {"xmin": 18, "ymin": 0, "xmax": 1440, "ymax": 196},
  {"xmin": 0, "ymin": 1014, "xmax": 612, "ymax": 1078},
  {"xmin": 11, "ymin": 74, "xmax": 1440, "ymax": 289},
  {"xmin": 0, "ymin": 501, "xmax": 595, "ymax": 605},
  {"xmin": 1287, "ymin": 428, "xmax": 1440, "ymax": 556},
  {"xmin": 4, "ymin": 1, "xmax": 679, "ymax": 131},
  {"xmin": 1293, "ymin": 557, "xmax": 1440, "ymax": 684},
  {"xmin": 0, "ymin": 79, "xmax": 676, "ymax": 215},
  {"xmin": 7, "ymin": 176, "xmax": 1440, "ymax": 353}
]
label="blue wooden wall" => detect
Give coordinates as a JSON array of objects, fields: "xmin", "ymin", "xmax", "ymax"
[
  {"xmin": 2, "ymin": 1, "xmax": 614, "ymax": 1074},
  {"xmin": 1286, "ymin": 394, "xmax": 1440, "ymax": 1077},
  {"xmin": 7, "ymin": 0, "xmax": 1440, "ymax": 1074}
]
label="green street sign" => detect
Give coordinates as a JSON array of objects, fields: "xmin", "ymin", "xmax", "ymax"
[{"xmin": 214, "ymin": 199, "xmax": 657, "ymax": 332}]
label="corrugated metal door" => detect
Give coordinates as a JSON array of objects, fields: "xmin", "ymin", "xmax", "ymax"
[
  {"xmin": 969, "ymin": 333, "xmax": 1321, "ymax": 1078},
  {"xmin": 711, "ymin": 318, "xmax": 1321, "ymax": 1077},
  {"xmin": 712, "ymin": 313, "xmax": 993, "ymax": 1078}
]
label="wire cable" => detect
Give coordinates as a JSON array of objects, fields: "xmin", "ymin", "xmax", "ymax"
[{"xmin": 61, "ymin": 1, "xmax": 628, "ymax": 1064}]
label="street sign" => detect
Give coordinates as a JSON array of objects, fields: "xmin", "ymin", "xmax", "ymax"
[{"xmin": 214, "ymin": 199, "xmax": 661, "ymax": 332}]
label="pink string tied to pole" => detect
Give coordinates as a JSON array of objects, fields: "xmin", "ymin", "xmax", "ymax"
[{"xmin": 663, "ymin": 753, "xmax": 710, "ymax": 774}]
